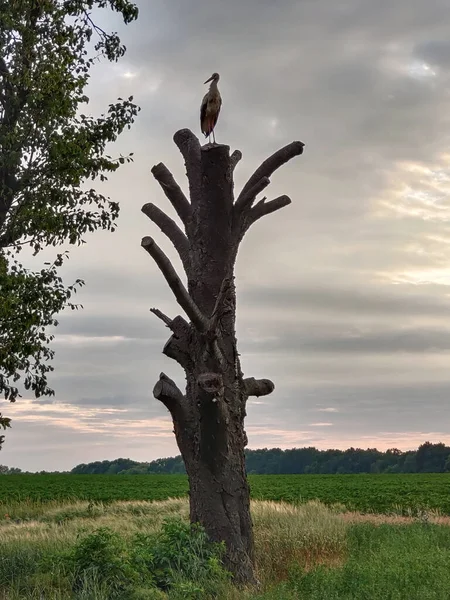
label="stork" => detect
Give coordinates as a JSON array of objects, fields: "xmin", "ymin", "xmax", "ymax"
[{"xmin": 200, "ymin": 72, "xmax": 222, "ymax": 144}]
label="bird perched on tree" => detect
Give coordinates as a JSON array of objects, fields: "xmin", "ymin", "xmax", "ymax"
[{"xmin": 200, "ymin": 72, "xmax": 222, "ymax": 144}]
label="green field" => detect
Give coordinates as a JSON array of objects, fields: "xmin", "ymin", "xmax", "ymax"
[{"xmin": 1, "ymin": 473, "xmax": 450, "ymax": 514}]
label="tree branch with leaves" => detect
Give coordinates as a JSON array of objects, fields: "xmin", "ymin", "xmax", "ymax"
[{"xmin": 0, "ymin": 0, "xmax": 140, "ymax": 448}]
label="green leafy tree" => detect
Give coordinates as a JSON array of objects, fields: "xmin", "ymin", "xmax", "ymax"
[
  {"xmin": 444, "ymin": 454, "xmax": 450, "ymax": 472},
  {"xmin": 0, "ymin": 0, "xmax": 140, "ymax": 446},
  {"xmin": 416, "ymin": 442, "xmax": 450, "ymax": 472},
  {"xmin": 0, "ymin": 463, "xmax": 21, "ymax": 473}
]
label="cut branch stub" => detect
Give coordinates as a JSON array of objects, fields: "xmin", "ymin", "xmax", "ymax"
[
  {"xmin": 174, "ymin": 128, "xmax": 202, "ymax": 206},
  {"xmin": 244, "ymin": 377, "xmax": 275, "ymax": 397},
  {"xmin": 234, "ymin": 176, "xmax": 270, "ymax": 214},
  {"xmin": 230, "ymin": 150, "xmax": 242, "ymax": 173},
  {"xmin": 153, "ymin": 372, "xmax": 185, "ymax": 413},
  {"xmin": 151, "ymin": 162, "xmax": 191, "ymax": 228},
  {"xmin": 141, "ymin": 236, "xmax": 208, "ymax": 332},
  {"xmin": 236, "ymin": 140, "xmax": 304, "ymax": 207},
  {"xmin": 245, "ymin": 195, "xmax": 292, "ymax": 231},
  {"xmin": 162, "ymin": 315, "xmax": 193, "ymax": 369},
  {"xmin": 142, "ymin": 203, "xmax": 190, "ymax": 274}
]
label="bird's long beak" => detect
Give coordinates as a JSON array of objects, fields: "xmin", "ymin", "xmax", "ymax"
[{"xmin": 204, "ymin": 75, "xmax": 214, "ymax": 84}]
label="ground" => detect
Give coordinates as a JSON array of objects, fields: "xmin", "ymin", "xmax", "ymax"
[{"xmin": 1, "ymin": 495, "xmax": 450, "ymax": 599}]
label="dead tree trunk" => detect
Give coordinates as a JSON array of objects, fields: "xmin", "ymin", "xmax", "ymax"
[{"xmin": 142, "ymin": 129, "xmax": 304, "ymax": 584}]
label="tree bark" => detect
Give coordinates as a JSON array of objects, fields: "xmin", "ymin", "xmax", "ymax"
[{"xmin": 143, "ymin": 130, "xmax": 303, "ymax": 585}]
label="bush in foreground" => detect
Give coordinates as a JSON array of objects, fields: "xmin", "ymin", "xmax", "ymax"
[{"xmin": 64, "ymin": 518, "xmax": 230, "ymax": 599}]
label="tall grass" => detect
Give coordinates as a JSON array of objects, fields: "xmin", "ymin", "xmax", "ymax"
[
  {"xmin": 1, "ymin": 498, "xmax": 450, "ymax": 599},
  {"xmin": 252, "ymin": 500, "xmax": 347, "ymax": 582},
  {"xmin": 281, "ymin": 523, "xmax": 450, "ymax": 600}
]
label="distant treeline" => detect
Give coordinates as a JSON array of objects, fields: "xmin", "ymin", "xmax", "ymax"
[
  {"xmin": 3, "ymin": 442, "xmax": 450, "ymax": 476},
  {"xmin": 68, "ymin": 442, "xmax": 450, "ymax": 476}
]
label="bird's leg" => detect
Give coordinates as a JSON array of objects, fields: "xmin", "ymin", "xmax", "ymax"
[{"xmin": 212, "ymin": 130, "xmax": 216, "ymax": 144}]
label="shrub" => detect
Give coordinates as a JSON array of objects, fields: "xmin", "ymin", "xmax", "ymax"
[
  {"xmin": 69, "ymin": 527, "xmax": 138, "ymax": 597},
  {"xmin": 132, "ymin": 517, "xmax": 230, "ymax": 596}
]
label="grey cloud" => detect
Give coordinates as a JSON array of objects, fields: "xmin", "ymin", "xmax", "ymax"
[
  {"xmin": 414, "ymin": 40, "xmax": 450, "ymax": 68},
  {"xmin": 56, "ymin": 313, "xmax": 165, "ymax": 340},
  {"xmin": 76, "ymin": 394, "xmax": 144, "ymax": 407},
  {"xmin": 243, "ymin": 326, "xmax": 450, "ymax": 355},
  {"xmin": 239, "ymin": 282, "xmax": 450, "ymax": 320},
  {"xmin": 249, "ymin": 380, "xmax": 450, "ymax": 424},
  {"xmin": 7, "ymin": 0, "xmax": 450, "ymax": 469},
  {"xmin": 47, "ymin": 331, "xmax": 184, "ymax": 411}
]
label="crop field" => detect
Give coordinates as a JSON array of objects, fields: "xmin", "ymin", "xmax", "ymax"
[
  {"xmin": 1, "ymin": 473, "xmax": 450, "ymax": 514},
  {"xmin": 250, "ymin": 473, "xmax": 450, "ymax": 514}
]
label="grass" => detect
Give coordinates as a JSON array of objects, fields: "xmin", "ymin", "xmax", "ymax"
[
  {"xmin": 0, "ymin": 497, "xmax": 450, "ymax": 599},
  {"xmin": 272, "ymin": 523, "xmax": 450, "ymax": 600},
  {"xmin": 252, "ymin": 501, "xmax": 347, "ymax": 582}
]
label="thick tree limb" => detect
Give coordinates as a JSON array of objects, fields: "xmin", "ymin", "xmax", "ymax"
[
  {"xmin": 173, "ymin": 129, "xmax": 202, "ymax": 204},
  {"xmin": 236, "ymin": 141, "xmax": 304, "ymax": 207},
  {"xmin": 234, "ymin": 176, "xmax": 270, "ymax": 214},
  {"xmin": 230, "ymin": 150, "xmax": 242, "ymax": 173},
  {"xmin": 244, "ymin": 377, "xmax": 275, "ymax": 397},
  {"xmin": 153, "ymin": 372, "xmax": 185, "ymax": 413},
  {"xmin": 151, "ymin": 162, "xmax": 191, "ymax": 227},
  {"xmin": 142, "ymin": 236, "xmax": 208, "ymax": 332},
  {"xmin": 142, "ymin": 202, "xmax": 190, "ymax": 273},
  {"xmin": 246, "ymin": 195, "xmax": 292, "ymax": 229}
]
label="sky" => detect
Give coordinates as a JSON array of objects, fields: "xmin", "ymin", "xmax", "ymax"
[{"xmin": 3, "ymin": 0, "xmax": 450, "ymax": 471}]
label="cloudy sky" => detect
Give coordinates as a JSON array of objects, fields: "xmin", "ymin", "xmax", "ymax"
[{"xmin": 3, "ymin": 0, "xmax": 450, "ymax": 471}]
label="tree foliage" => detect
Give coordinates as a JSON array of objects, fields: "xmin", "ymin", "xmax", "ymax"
[
  {"xmin": 0, "ymin": 463, "xmax": 21, "ymax": 474},
  {"xmin": 69, "ymin": 442, "xmax": 450, "ymax": 475},
  {"xmin": 0, "ymin": 0, "xmax": 140, "ymax": 445},
  {"xmin": 0, "ymin": 251, "xmax": 84, "ymax": 401}
]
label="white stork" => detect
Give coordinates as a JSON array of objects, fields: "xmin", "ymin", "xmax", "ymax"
[{"xmin": 200, "ymin": 72, "xmax": 222, "ymax": 144}]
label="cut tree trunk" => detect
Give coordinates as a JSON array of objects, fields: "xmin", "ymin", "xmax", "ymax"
[{"xmin": 142, "ymin": 130, "xmax": 304, "ymax": 584}]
